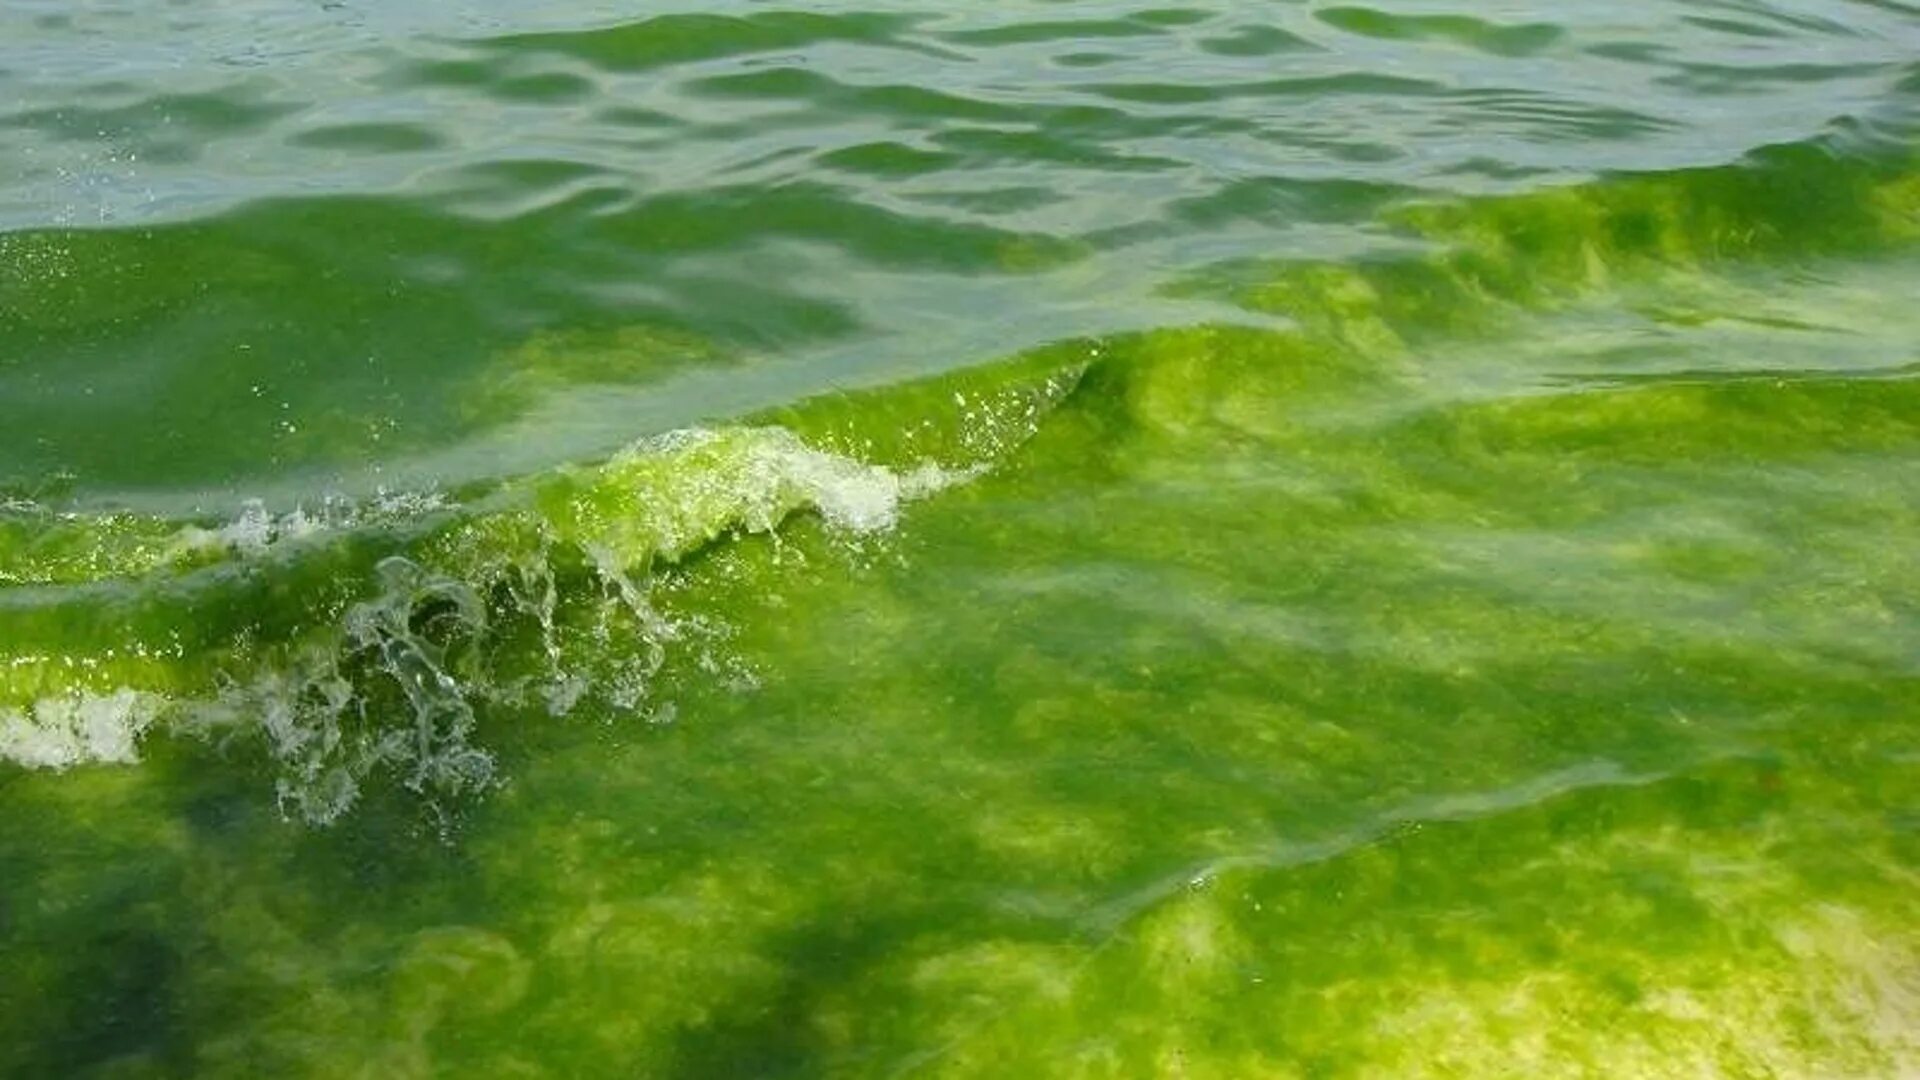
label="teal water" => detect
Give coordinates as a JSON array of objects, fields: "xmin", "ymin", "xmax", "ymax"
[{"xmin": 3, "ymin": 3, "xmax": 1919, "ymax": 1076}]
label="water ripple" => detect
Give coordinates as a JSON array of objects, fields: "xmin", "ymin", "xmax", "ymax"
[{"xmin": 1, "ymin": 0, "xmax": 1918, "ymax": 494}]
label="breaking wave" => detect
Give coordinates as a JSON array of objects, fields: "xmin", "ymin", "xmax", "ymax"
[{"xmin": 0, "ymin": 371, "xmax": 1076, "ymax": 822}]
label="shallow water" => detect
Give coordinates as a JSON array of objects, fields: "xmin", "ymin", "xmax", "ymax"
[{"xmin": 3, "ymin": 2, "xmax": 1918, "ymax": 1076}]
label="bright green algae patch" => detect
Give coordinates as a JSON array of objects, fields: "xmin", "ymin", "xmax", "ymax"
[{"xmin": 3, "ymin": 153, "xmax": 1919, "ymax": 1075}]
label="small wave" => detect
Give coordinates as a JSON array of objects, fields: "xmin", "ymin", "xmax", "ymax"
[
  {"xmin": 0, "ymin": 427, "xmax": 962, "ymax": 820},
  {"xmin": 0, "ymin": 362, "xmax": 1079, "ymax": 822}
]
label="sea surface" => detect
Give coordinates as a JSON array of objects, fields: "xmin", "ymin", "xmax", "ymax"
[{"xmin": 3, "ymin": 1, "xmax": 1919, "ymax": 1075}]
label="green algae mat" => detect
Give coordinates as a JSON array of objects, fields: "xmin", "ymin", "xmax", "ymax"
[{"xmin": 3, "ymin": 3, "xmax": 1918, "ymax": 1076}]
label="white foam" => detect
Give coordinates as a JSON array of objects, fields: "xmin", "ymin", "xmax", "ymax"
[
  {"xmin": 173, "ymin": 489, "xmax": 449, "ymax": 560},
  {"xmin": 735, "ymin": 428, "xmax": 968, "ymax": 534},
  {"xmin": 0, "ymin": 689, "xmax": 159, "ymax": 769},
  {"xmin": 628, "ymin": 426, "xmax": 972, "ymax": 542}
]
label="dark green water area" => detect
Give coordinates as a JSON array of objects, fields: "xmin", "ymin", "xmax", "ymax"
[{"xmin": 3, "ymin": 2, "xmax": 1918, "ymax": 1075}]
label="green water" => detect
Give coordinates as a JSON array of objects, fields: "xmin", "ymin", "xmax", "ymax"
[{"xmin": 3, "ymin": 3, "xmax": 1919, "ymax": 1076}]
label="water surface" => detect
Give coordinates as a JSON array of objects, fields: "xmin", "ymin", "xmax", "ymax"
[{"xmin": 2, "ymin": 2, "xmax": 1918, "ymax": 1076}]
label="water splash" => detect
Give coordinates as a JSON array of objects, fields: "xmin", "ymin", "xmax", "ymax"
[{"xmin": 0, "ymin": 410, "xmax": 1046, "ymax": 822}]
